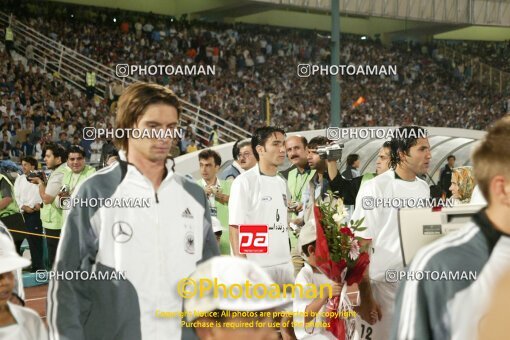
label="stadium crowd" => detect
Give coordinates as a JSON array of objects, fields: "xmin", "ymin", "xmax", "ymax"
[
  {"xmin": 439, "ymin": 39, "xmax": 510, "ymax": 73},
  {"xmin": 1, "ymin": 0, "xmax": 508, "ymax": 140}
]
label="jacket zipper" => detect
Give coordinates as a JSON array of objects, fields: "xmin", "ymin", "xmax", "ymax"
[{"xmin": 155, "ymin": 192, "xmax": 159, "ymax": 204}]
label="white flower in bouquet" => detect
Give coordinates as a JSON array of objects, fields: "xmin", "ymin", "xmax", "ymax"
[{"xmin": 332, "ymin": 198, "xmax": 349, "ymax": 225}]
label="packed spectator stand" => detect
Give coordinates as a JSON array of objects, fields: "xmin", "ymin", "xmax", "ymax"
[{"xmin": 0, "ymin": 0, "xmax": 509, "ymax": 165}]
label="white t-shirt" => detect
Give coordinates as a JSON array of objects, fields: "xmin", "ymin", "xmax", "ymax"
[
  {"xmin": 229, "ymin": 164, "xmax": 291, "ymax": 267},
  {"xmin": 351, "ymin": 170, "xmax": 429, "ymax": 340},
  {"xmin": 351, "ymin": 169, "xmax": 429, "ymax": 281},
  {"xmin": 293, "ymin": 263, "xmax": 337, "ymax": 340},
  {"xmin": 0, "ymin": 302, "xmax": 48, "ymax": 340}
]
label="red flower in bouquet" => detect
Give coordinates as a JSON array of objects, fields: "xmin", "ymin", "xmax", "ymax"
[
  {"xmin": 313, "ymin": 196, "xmax": 370, "ymax": 285},
  {"xmin": 312, "ymin": 193, "xmax": 371, "ymax": 339}
]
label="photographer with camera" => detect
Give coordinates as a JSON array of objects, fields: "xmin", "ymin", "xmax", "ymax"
[
  {"xmin": 13, "ymin": 157, "xmax": 44, "ymax": 271},
  {"xmin": 297, "ymin": 136, "xmax": 353, "ymax": 227},
  {"xmin": 28, "ymin": 143, "xmax": 67, "ymax": 268}
]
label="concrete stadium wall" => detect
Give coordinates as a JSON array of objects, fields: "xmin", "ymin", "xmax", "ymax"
[
  {"xmin": 435, "ymin": 26, "xmax": 510, "ymax": 41},
  {"xmin": 234, "ymin": 11, "xmax": 426, "ymax": 36}
]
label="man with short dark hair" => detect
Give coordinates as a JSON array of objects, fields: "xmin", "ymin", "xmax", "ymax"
[
  {"xmin": 219, "ymin": 139, "xmax": 246, "ymax": 181},
  {"xmin": 62, "ymin": 146, "xmax": 96, "ymax": 194},
  {"xmin": 60, "ymin": 146, "xmax": 96, "ymax": 221},
  {"xmin": 197, "ymin": 149, "xmax": 230, "ymax": 254},
  {"xmin": 14, "ymin": 156, "xmax": 43, "ymax": 271},
  {"xmin": 440, "ymin": 155, "xmax": 456, "ymax": 198},
  {"xmin": 229, "ymin": 126, "xmax": 294, "ymax": 339},
  {"xmin": 57, "ymin": 132, "xmax": 71, "ymax": 151},
  {"xmin": 28, "ymin": 143, "xmax": 67, "ymax": 268},
  {"xmin": 342, "ymin": 153, "xmax": 361, "ymax": 179},
  {"xmin": 299, "ymin": 136, "xmax": 353, "ymax": 222},
  {"xmin": 349, "ymin": 141, "xmax": 392, "ymax": 206}
]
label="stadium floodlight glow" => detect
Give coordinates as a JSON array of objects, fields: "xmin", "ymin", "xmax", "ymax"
[
  {"xmin": 113, "ymin": 18, "xmax": 117, "ymax": 23},
  {"xmin": 361, "ymin": 36, "xmax": 367, "ymax": 40},
  {"xmin": 70, "ymin": 14, "xmax": 74, "ymax": 18}
]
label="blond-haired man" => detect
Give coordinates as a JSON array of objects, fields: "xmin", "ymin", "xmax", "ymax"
[{"xmin": 391, "ymin": 117, "xmax": 510, "ymax": 340}]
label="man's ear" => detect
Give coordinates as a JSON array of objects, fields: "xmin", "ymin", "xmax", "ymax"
[
  {"xmin": 398, "ymin": 150, "xmax": 407, "ymax": 164},
  {"xmin": 307, "ymin": 244, "xmax": 315, "ymax": 256},
  {"xmin": 255, "ymin": 144, "xmax": 264, "ymax": 157},
  {"xmin": 490, "ymin": 175, "xmax": 510, "ymax": 206}
]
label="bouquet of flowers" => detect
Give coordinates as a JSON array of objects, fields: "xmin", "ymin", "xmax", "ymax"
[{"xmin": 313, "ymin": 192, "xmax": 370, "ymax": 339}]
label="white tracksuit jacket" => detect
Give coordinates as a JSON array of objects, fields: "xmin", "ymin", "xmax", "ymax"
[{"xmin": 47, "ymin": 154, "xmax": 219, "ymax": 340}]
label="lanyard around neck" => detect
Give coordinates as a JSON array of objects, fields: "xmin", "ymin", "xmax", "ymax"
[{"xmin": 293, "ymin": 170, "xmax": 310, "ymax": 202}]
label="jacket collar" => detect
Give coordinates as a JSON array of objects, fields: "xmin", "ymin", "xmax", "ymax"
[
  {"xmin": 473, "ymin": 208, "xmax": 507, "ymax": 254},
  {"xmin": 118, "ymin": 150, "xmax": 174, "ymax": 183}
]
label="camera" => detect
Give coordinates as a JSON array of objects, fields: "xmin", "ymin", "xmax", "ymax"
[
  {"xmin": 210, "ymin": 185, "xmax": 221, "ymax": 195},
  {"xmin": 317, "ymin": 143, "xmax": 344, "ymax": 161},
  {"xmin": 27, "ymin": 170, "xmax": 45, "ymax": 182}
]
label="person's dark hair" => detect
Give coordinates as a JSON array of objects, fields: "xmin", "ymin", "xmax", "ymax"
[
  {"xmin": 251, "ymin": 126, "xmax": 285, "ymax": 161},
  {"xmin": 106, "ymin": 149, "xmax": 119, "ymax": 159},
  {"xmin": 382, "ymin": 141, "xmax": 391, "ymax": 149},
  {"xmin": 22, "ymin": 156, "xmax": 37, "ymax": 168},
  {"xmin": 301, "ymin": 136, "xmax": 308, "ymax": 148},
  {"xmin": 302, "ymin": 241, "xmax": 316, "ymax": 257},
  {"xmin": 447, "ymin": 155, "xmax": 456, "ymax": 161},
  {"xmin": 232, "ymin": 139, "xmax": 241, "ymax": 160},
  {"xmin": 43, "ymin": 143, "xmax": 67, "ymax": 163},
  {"xmin": 389, "ymin": 126, "xmax": 427, "ymax": 169},
  {"xmin": 308, "ymin": 136, "xmax": 330, "ymax": 150},
  {"xmin": 67, "ymin": 145, "xmax": 86, "ymax": 158},
  {"xmin": 198, "ymin": 149, "xmax": 222, "ymax": 166},
  {"xmin": 346, "ymin": 154, "xmax": 360, "ymax": 166}
]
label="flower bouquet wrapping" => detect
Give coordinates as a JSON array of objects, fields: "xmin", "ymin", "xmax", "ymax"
[{"xmin": 313, "ymin": 193, "xmax": 370, "ymax": 340}]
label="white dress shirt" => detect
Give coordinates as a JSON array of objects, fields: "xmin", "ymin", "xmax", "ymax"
[{"xmin": 14, "ymin": 174, "xmax": 43, "ymax": 212}]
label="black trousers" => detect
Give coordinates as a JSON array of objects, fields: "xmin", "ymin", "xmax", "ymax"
[
  {"xmin": 23, "ymin": 212, "xmax": 44, "ymax": 271},
  {"xmin": 86, "ymin": 86, "xmax": 95, "ymax": 100},
  {"xmin": 44, "ymin": 228, "xmax": 61, "ymax": 270}
]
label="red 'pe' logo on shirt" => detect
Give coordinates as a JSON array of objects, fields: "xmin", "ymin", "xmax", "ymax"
[{"xmin": 239, "ymin": 225, "xmax": 268, "ymax": 254}]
